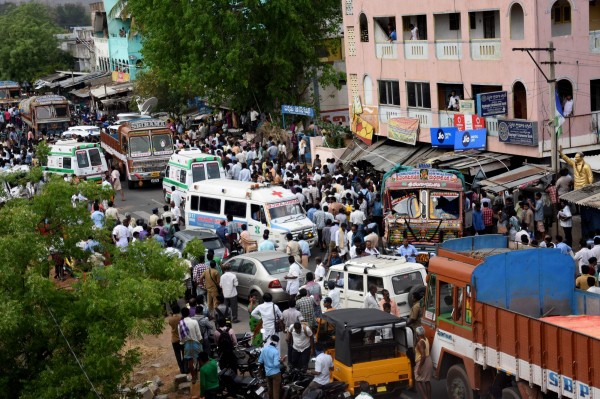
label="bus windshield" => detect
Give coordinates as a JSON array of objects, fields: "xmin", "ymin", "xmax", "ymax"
[
  {"xmin": 129, "ymin": 136, "xmax": 151, "ymax": 157},
  {"xmin": 267, "ymin": 200, "xmax": 304, "ymax": 222},
  {"xmin": 429, "ymin": 191, "xmax": 461, "ymax": 220},
  {"xmin": 389, "ymin": 190, "xmax": 421, "ymax": 218},
  {"xmin": 151, "ymin": 133, "xmax": 173, "ymax": 156}
]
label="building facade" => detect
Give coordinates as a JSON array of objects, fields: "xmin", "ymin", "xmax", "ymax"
[{"xmin": 343, "ymin": 0, "xmax": 600, "ymax": 158}]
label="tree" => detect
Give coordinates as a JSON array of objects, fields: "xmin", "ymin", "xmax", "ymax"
[
  {"xmin": 0, "ymin": 4, "xmax": 73, "ymax": 83},
  {"xmin": 134, "ymin": 70, "xmax": 196, "ymax": 118},
  {"xmin": 127, "ymin": 0, "xmax": 343, "ymax": 113},
  {"xmin": 0, "ymin": 174, "xmax": 186, "ymax": 398}
]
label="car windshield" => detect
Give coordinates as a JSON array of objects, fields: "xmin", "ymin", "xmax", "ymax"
[
  {"xmin": 151, "ymin": 133, "xmax": 173, "ymax": 156},
  {"xmin": 429, "ymin": 191, "xmax": 460, "ymax": 220},
  {"xmin": 391, "ymin": 272, "xmax": 424, "ymax": 295},
  {"xmin": 267, "ymin": 200, "xmax": 304, "ymax": 221},
  {"xmin": 262, "ymin": 257, "xmax": 291, "ymax": 275},
  {"xmin": 129, "ymin": 135, "xmax": 151, "ymax": 157},
  {"xmin": 201, "ymin": 237, "xmax": 224, "ymax": 250},
  {"xmin": 389, "ymin": 190, "xmax": 421, "ymax": 218}
]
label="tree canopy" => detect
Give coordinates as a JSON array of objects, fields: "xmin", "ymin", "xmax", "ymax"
[
  {"xmin": 0, "ymin": 173, "xmax": 186, "ymax": 398},
  {"xmin": 0, "ymin": 3, "xmax": 73, "ymax": 83},
  {"xmin": 127, "ymin": 0, "xmax": 343, "ymax": 113}
]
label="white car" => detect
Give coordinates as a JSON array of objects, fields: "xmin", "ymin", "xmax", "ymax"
[{"xmin": 61, "ymin": 126, "xmax": 101, "ymax": 139}]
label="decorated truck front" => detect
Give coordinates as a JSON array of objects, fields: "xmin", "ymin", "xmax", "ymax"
[{"xmin": 382, "ymin": 166, "xmax": 465, "ymax": 261}]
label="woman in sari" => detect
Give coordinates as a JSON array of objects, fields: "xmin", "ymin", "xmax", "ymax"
[{"xmin": 248, "ymin": 293, "xmax": 263, "ymax": 346}]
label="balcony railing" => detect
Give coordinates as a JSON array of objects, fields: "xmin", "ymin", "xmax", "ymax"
[
  {"xmin": 435, "ymin": 40, "xmax": 462, "ymax": 60},
  {"xmin": 590, "ymin": 30, "xmax": 600, "ymax": 53},
  {"xmin": 408, "ymin": 109, "xmax": 432, "ymax": 128},
  {"xmin": 486, "ymin": 117, "xmax": 498, "ymax": 136},
  {"xmin": 379, "ymin": 105, "xmax": 403, "ymax": 123},
  {"xmin": 470, "ymin": 39, "xmax": 501, "ymax": 60},
  {"xmin": 376, "ymin": 43, "xmax": 398, "ymax": 60},
  {"xmin": 404, "ymin": 40, "xmax": 428, "ymax": 60},
  {"xmin": 438, "ymin": 111, "xmax": 459, "ymax": 127}
]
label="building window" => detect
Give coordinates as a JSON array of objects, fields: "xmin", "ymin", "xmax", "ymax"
[
  {"xmin": 360, "ymin": 13, "xmax": 369, "ymax": 42},
  {"xmin": 407, "ymin": 82, "xmax": 431, "ymax": 109},
  {"xmin": 510, "ymin": 3, "xmax": 525, "ymax": 40},
  {"xmin": 363, "ymin": 75, "xmax": 373, "ymax": 105},
  {"xmin": 347, "ymin": 26, "xmax": 357, "ymax": 56},
  {"xmin": 345, "ymin": 0, "xmax": 353, "ymax": 16},
  {"xmin": 469, "ymin": 13, "xmax": 476, "ymax": 30},
  {"xmin": 512, "ymin": 81, "xmax": 527, "ymax": 119},
  {"xmin": 449, "ymin": 13, "xmax": 460, "ymax": 31},
  {"xmin": 378, "ymin": 80, "xmax": 400, "ymax": 106},
  {"xmin": 552, "ymin": 0, "xmax": 571, "ymax": 24}
]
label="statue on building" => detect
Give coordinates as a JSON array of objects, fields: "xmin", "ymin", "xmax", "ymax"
[{"xmin": 559, "ymin": 146, "xmax": 593, "ymax": 190}]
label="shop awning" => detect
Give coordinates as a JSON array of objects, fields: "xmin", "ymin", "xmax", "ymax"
[
  {"xmin": 69, "ymin": 88, "xmax": 90, "ymax": 98},
  {"xmin": 479, "ymin": 164, "xmax": 554, "ymax": 194},
  {"xmin": 90, "ymin": 82, "xmax": 133, "ymax": 99},
  {"xmin": 560, "ymin": 182, "xmax": 600, "ymax": 208}
]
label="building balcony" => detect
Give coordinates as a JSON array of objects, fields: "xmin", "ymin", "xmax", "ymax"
[
  {"xmin": 486, "ymin": 117, "xmax": 499, "ymax": 136},
  {"xmin": 379, "ymin": 105, "xmax": 403, "ymax": 123},
  {"xmin": 438, "ymin": 111, "xmax": 459, "ymax": 127},
  {"xmin": 404, "ymin": 40, "xmax": 428, "ymax": 60},
  {"xmin": 376, "ymin": 42, "xmax": 398, "ymax": 60},
  {"xmin": 435, "ymin": 40, "xmax": 462, "ymax": 60},
  {"xmin": 408, "ymin": 108, "xmax": 432, "ymax": 128},
  {"xmin": 590, "ymin": 30, "xmax": 600, "ymax": 53},
  {"xmin": 470, "ymin": 39, "xmax": 501, "ymax": 61}
]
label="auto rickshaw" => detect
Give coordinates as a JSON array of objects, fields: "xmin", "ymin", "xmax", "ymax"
[{"xmin": 316, "ymin": 308, "xmax": 413, "ymax": 398}]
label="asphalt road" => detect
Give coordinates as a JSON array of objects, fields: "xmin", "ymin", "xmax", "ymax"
[{"xmin": 120, "ymin": 183, "xmax": 451, "ymax": 399}]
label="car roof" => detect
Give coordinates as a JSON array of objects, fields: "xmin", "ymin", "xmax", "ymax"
[
  {"xmin": 228, "ymin": 250, "xmax": 288, "ymax": 262},
  {"xmin": 329, "ymin": 255, "xmax": 425, "ymax": 276},
  {"xmin": 322, "ymin": 308, "xmax": 403, "ymax": 328},
  {"xmin": 175, "ymin": 229, "xmax": 219, "ymax": 240},
  {"xmin": 69, "ymin": 126, "xmax": 99, "ymax": 131}
]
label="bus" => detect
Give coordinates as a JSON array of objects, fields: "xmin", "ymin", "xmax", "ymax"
[
  {"xmin": 100, "ymin": 118, "xmax": 174, "ymax": 188},
  {"xmin": 0, "ymin": 81, "xmax": 22, "ymax": 107},
  {"xmin": 19, "ymin": 95, "xmax": 70, "ymax": 137}
]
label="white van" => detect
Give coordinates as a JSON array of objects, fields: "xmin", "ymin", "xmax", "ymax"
[
  {"xmin": 185, "ymin": 180, "xmax": 317, "ymax": 248},
  {"xmin": 116, "ymin": 113, "xmax": 152, "ymax": 124},
  {"xmin": 163, "ymin": 149, "xmax": 225, "ymax": 202},
  {"xmin": 43, "ymin": 140, "xmax": 108, "ymax": 181},
  {"xmin": 61, "ymin": 125, "xmax": 101, "ymax": 139},
  {"xmin": 320, "ymin": 255, "xmax": 427, "ymax": 317}
]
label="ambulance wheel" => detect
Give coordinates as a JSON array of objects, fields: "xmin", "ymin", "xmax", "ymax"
[
  {"xmin": 501, "ymin": 387, "xmax": 521, "ymax": 399},
  {"xmin": 447, "ymin": 364, "xmax": 475, "ymax": 399}
]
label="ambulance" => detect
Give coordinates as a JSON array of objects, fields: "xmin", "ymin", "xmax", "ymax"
[
  {"xmin": 185, "ymin": 180, "xmax": 317, "ymax": 248},
  {"xmin": 162, "ymin": 149, "xmax": 224, "ymax": 202},
  {"xmin": 43, "ymin": 140, "xmax": 108, "ymax": 181}
]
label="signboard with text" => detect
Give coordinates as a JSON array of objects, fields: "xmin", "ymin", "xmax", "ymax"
[
  {"xmin": 454, "ymin": 128, "xmax": 487, "ymax": 151},
  {"xmin": 430, "ymin": 127, "xmax": 457, "ymax": 148},
  {"xmin": 459, "ymin": 100, "xmax": 475, "ymax": 114},
  {"xmin": 476, "ymin": 91, "xmax": 507, "ymax": 117},
  {"xmin": 128, "ymin": 119, "xmax": 166, "ymax": 130},
  {"xmin": 281, "ymin": 104, "xmax": 315, "ymax": 118},
  {"xmin": 498, "ymin": 120, "xmax": 538, "ymax": 146},
  {"xmin": 453, "ymin": 114, "xmax": 485, "ymax": 131},
  {"xmin": 388, "ymin": 117, "xmax": 419, "ymax": 145}
]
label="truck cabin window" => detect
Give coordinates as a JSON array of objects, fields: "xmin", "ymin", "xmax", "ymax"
[
  {"xmin": 151, "ymin": 133, "xmax": 173, "ymax": 155},
  {"xmin": 429, "ymin": 191, "xmax": 460, "ymax": 220},
  {"xmin": 129, "ymin": 136, "xmax": 151, "ymax": 157},
  {"xmin": 389, "ymin": 190, "xmax": 421, "ymax": 218},
  {"xmin": 55, "ymin": 106, "xmax": 68, "ymax": 117}
]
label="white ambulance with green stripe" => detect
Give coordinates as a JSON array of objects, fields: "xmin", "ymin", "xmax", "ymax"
[
  {"xmin": 162, "ymin": 149, "xmax": 224, "ymax": 202},
  {"xmin": 42, "ymin": 140, "xmax": 108, "ymax": 181}
]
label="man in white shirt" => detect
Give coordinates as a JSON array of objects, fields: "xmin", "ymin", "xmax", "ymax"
[
  {"xmin": 557, "ymin": 200, "xmax": 573, "ymax": 247},
  {"xmin": 314, "ymin": 257, "xmax": 326, "ymax": 282},
  {"xmin": 220, "ymin": 264, "xmax": 240, "ymax": 323},
  {"xmin": 287, "ymin": 321, "xmax": 313, "ymax": 370},
  {"xmin": 574, "ymin": 239, "xmax": 592, "ymax": 272},
  {"xmin": 304, "ymin": 343, "xmax": 333, "ymax": 395},
  {"xmin": 238, "ymin": 163, "xmax": 251, "ymax": 181},
  {"xmin": 284, "ymin": 256, "xmax": 302, "ymax": 297},
  {"xmin": 409, "ymin": 23, "xmax": 419, "ymax": 40},
  {"xmin": 170, "ymin": 186, "xmax": 183, "ymax": 209},
  {"xmin": 363, "ymin": 284, "xmax": 379, "ymax": 309},
  {"xmin": 112, "ymin": 219, "xmax": 131, "ymax": 249},
  {"xmin": 563, "ymin": 95, "xmax": 574, "ymax": 117},
  {"xmin": 178, "ymin": 307, "xmax": 203, "ymax": 382},
  {"xmin": 251, "ymin": 293, "xmax": 283, "ymax": 344},
  {"xmin": 230, "ymin": 160, "xmax": 242, "ymax": 180},
  {"xmin": 326, "ymin": 281, "xmax": 341, "ymax": 309},
  {"xmin": 350, "ymin": 208, "xmax": 366, "ymax": 226},
  {"xmin": 447, "ymin": 91, "xmax": 460, "ymax": 111}
]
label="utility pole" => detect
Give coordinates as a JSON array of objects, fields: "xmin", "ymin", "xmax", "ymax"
[{"xmin": 513, "ymin": 42, "xmax": 559, "ymax": 173}]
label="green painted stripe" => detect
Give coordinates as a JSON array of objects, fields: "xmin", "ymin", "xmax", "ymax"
[
  {"xmin": 50, "ymin": 152, "xmax": 74, "ymax": 156},
  {"xmin": 168, "ymin": 161, "xmax": 191, "ymax": 169},
  {"xmin": 44, "ymin": 167, "xmax": 75, "ymax": 174},
  {"xmin": 163, "ymin": 177, "xmax": 188, "ymax": 190}
]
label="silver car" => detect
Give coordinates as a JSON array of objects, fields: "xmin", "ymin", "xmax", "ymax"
[
  {"xmin": 223, "ymin": 251, "xmax": 304, "ymax": 304},
  {"xmin": 172, "ymin": 229, "xmax": 227, "ymax": 260}
]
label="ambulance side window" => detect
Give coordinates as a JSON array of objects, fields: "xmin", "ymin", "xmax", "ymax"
[
  {"xmin": 89, "ymin": 149, "xmax": 102, "ymax": 166},
  {"xmin": 63, "ymin": 157, "xmax": 71, "ymax": 169},
  {"xmin": 190, "ymin": 195, "xmax": 199, "ymax": 211},
  {"xmin": 179, "ymin": 170, "xmax": 186, "ymax": 183},
  {"xmin": 76, "ymin": 151, "xmax": 89, "ymax": 168}
]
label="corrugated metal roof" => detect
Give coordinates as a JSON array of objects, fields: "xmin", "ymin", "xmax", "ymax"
[
  {"xmin": 560, "ymin": 181, "xmax": 600, "ymax": 208},
  {"xmin": 581, "ymin": 154, "xmax": 600, "ymax": 173},
  {"xmin": 480, "ymin": 164, "xmax": 553, "ymax": 193}
]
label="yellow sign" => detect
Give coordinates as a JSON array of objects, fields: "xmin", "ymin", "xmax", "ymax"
[
  {"xmin": 351, "ymin": 114, "xmax": 374, "ymax": 145},
  {"xmin": 112, "ymin": 71, "xmax": 130, "ymax": 83}
]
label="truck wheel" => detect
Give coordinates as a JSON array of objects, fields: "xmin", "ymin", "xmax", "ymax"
[
  {"xmin": 127, "ymin": 179, "xmax": 135, "ymax": 189},
  {"xmin": 447, "ymin": 364, "xmax": 474, "ymax": 399},
  {"xmin": 501, "ymin": 387, "xmax": 521, "ymax": 399}
]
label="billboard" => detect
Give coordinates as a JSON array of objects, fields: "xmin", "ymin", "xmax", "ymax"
[
  {"xmin": 498, "ymin": 120, "xmax": 538, "ymax": 146},
  {"xmin": 476, "ymin": 91, "xmax": 508, "ymax": 117},
  {"xmin": 454, "ymin": 129, "xmax": 487, "ymax": 151},
  {"xmin": 388, "ymin": 117, "xmax": 419, "ymax": 145},
  {"xmin": 430, "ymin": 127, "xmax": 457, "ymax": 148},
  {"xmin": 453, "ymin": 114, "xmax": 485, "ymax": 131}
]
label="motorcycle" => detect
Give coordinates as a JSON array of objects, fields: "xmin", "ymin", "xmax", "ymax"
[
  {"xmin": 235, "ymin": 346, "xmax": 262, "ymax": 377},
  {"xmin": 280, "ymin": 368, "xmax": 313, "ymax": 399},
  {"xmin": 302, "ymin": 381, "xmax": 350, "ymax": 399}
]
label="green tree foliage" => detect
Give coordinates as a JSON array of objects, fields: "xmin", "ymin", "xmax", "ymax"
[
  {"xmin": 0, "ymin": 3, "xmax": 73, "ymax": 83},
  {"xmin": 127, "ymin": 0, "xmax": 343, "ymax": 112},
  {"xmin": 0, "ymin": 176, "xmax": 186, "ymax": 398},
  {"xmin": 54, "ymin": 4, "xmax": 91, "ymax": 29},
  {"xmin": 134, "ymin": 70, "xmax": 196, "ymax": 118}
]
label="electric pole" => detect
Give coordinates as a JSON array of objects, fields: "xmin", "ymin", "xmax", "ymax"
[{"xmin": 513, "ymin": 42, "xmax": 559, "ymax": 173}]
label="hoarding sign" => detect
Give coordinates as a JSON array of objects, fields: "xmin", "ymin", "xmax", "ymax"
[
  {"xmin": 430, "ymin": 127, "xmax": 457, "ymax": 148},
  {"xmin": 459, "ymin": 100, "xmax": 475, "ymax": 114},
  {"xmin": 498, "ymin": 120, "xmax": 538, "ymax": 146},
  {"xmin": 388, "ymin": 117, "xmax": 419, "ymax": 145},
  {"xmin": 476, "ymin": 91, "xmax": 508, "ymax": 117},
  {"xmin": 281, "ymin": 104, "xmax": 315, "ymax": 118},
  {"xmin": 454, "ymin": 128, "xmax": 487, "ymax": 151},
  {"xmin": 453, "ymin": 114, "xmax": 485, "ymax": 131}
]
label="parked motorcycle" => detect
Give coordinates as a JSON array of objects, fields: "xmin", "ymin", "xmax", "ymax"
[
  {"xmin": 280, "ymin": 368, "xmax": 313, "ymax": 399},
  {"xmin": 302, "ymin": 381, "xmax": 350, "ymax": 399}
]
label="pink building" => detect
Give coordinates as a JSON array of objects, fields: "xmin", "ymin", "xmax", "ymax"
[{"xmin": 343, "ymin": 0, "xmax": 600, "ymax": 158}]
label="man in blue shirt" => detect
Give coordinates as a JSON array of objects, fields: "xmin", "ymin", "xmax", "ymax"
[
  {"xmin": 258, "ymin": 335, "xmax": 284, "ymax": 399},
  {"xmin": 555, "ymin": 235, "xmax": 572, "ymax": 255},
  {"xmin": 215, "ymin": 220, "xmax": 227, "ymax": 245},
  {"xmin": 397, "ymin": 238, "xmax": 418, "ymax": 262},
  {"xmin": 258, "ymin": 230, "xmax": 276, "ymax": 251},
  {"xmin": 90, "ymin": 203, "xmax": 105, "ymax": 228},
  {"xmin": 472, "ymin": 203, "xmax": 485, "ymax": 235}
]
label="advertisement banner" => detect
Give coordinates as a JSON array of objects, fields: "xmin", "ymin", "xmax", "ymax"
[
  {"xmin": 476, "ymin": 91, "xmax": 508, "ymax": 117},
  {"xmin": 388, "ymin": 117, "xmax": 419, "ymax": 145},
  {"xmin": 351, "ymin": 114, "xmax": 374, "ymax": 145},
  {"xmin": 498, "ymin": 120, "xmax": 538, "ymax": 146},
  {"xmin": 459, "ymin": 100, "xmax": 475, "ymax": 114},
  {"xmin": 453, "ymin": 114, "xmax": 486, "ymax": 131},
  {"xmin": 430, "ymin": 127, "xmax": 457, "ymax": 148},
  {"xmin": 112, "ymin": 71, "xmax": 130, "ymax": 83},
  {"xmin": 454, "ymin": 128, "xmax": 487, "ymax": 151}
]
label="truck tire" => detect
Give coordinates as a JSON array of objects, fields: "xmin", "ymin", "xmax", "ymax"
[
  {"xmin": 408, "ymin": 285, "xmax": 426, "ymax": 307},
  {"xmin": 446, "ymin": 364, "xmax": 475, "ymax": 399},
  {"xmin": 501, "ymin": 387, "xmax": 521, "ymax": 399}
]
